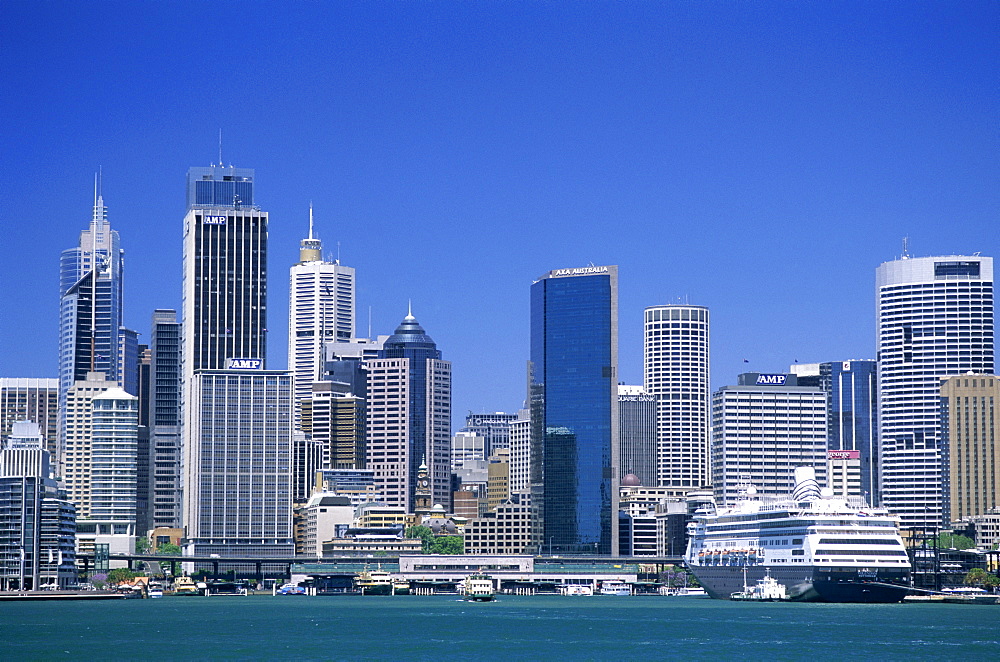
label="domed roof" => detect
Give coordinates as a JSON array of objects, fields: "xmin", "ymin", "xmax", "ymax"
[
  {"xmin": 383, "ymin": 308, "xmax": 437, "ymax": 350},
  {"xmin": 431, "ymin": 503, "xmax": 446, "ymax": 513},
  {"xmin": 622, "ymin": 473, "xmax": 642, "ymax": 487}
]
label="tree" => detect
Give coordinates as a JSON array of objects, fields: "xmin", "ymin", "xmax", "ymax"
[
  {"xmin": 157, "ymin": 542, "xmax": 182, "ymax": 577},
  {"xmin": 984, "ymin": 574, "xmax": 1000, "ymax": 592},
  {"xmin": 106, "ymin": 567, "xmax": 139, "ymax": 586},
  {"xmin": 134, "ymin": 537, "xmax": 151, "ymax": 554},
  {"xmin": 431, "ymin": 536, "xmax": 464, "ymax": 555},
  {"xmin": 964, "ymin": 567, "xmax": 989, "ymax": 587},
  {"xmin": 935, "ymin": 532, "xmax": 975, "ymax": 550},
  {"xmin": 405, "ymin": 526, "xmax": 435, "ymax": 553}
]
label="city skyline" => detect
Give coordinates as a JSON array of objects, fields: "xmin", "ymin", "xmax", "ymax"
[{"xmin": 2, "ymin": 3, "xmax": 997, "ymax": 427}]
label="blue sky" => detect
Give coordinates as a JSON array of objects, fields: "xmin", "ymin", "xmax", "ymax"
[{"xmin": 1, "ymin": 1, "xmax": 997, "ymax": 425}]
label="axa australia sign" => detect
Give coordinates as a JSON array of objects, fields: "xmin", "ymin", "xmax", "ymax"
[
  {"xmin": 755, "ymin": 373, "xmax": 787, "ymax": 386},
  {"xmin": 549, "ymin": 266, "xmax": 611, "ymax": 278},
  {"xmin": 226, "ymin": 358, "xmax": 263, "ymax": 370}
]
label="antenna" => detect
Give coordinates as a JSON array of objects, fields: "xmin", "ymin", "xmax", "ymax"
[
  {"xmin": 336, "ymin": 241, "xmax": 341, "ymax": 264},
  {"xmin": 308, "ymin": 202, "xmax": 314, "ymax": 240},
  {"xmin": 368, "ymin": 306, "xmax": 372, "ymax": 339},
  {"xmin": 218, "ymin": 129, "xmax": 223, "ymax": 166},
  {"xmin": 902, "ymin": 236, "xmax": 910, "ymax": 259},
  {"xmin": 98, "ymin": 165, "xmax": 102, "ymax": 198},
  {"xmin": 93, "ymin": 172, "xmax": 98, "ymax": 208}
]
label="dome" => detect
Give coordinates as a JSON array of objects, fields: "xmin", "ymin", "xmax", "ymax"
[
  {"xmin": 622, "ymin": 473, "xmax": 642, "ymax": 487},
  {"xmin": 431, "ymin": 503, "xmax": 446, "ymax": 513},
  {"xmin": 383, "ymin": 311, "xmax": 436, "ymax": 350}
]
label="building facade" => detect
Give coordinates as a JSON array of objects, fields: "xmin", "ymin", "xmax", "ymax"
[
  {"xmin": 464, "ymin": 412, "xmax": 518, "ymax": 457},
  {"xmin": 877, "ymin": 255, "xmax": 994, "ymax": 530},
  {"xmin": 711, "ymin": 373, "xmax": 828, "ymax": 506},
  {"xmin": 530, "ymin": 265, "xmax": 619, "ymax": 554},
  {"xmin": 365, "ymin": 312, "xmax": 451, "ymax": 512},
  {"xmin": 643, "ymin": 304, "xmax": 710, "ymax": 495},
  {"xmin": 940, "ymin": 374, "xmax": 1000, "ymax": 524},
  {"xmin": 0, "ymin": 379, "xmax": 59, "ymax": 469},
  {"xmin": 288, "ymin": 206, "xmax": 356, "ymax": 422},
  {"xmin": 617, "ymin": 385, "xmax": 657, "ymax": 488},
  {"xmin": 148, "ymin": 310, "xmax": 182, "ymax": 530}
]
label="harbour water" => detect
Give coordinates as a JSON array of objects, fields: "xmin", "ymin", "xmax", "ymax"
[{"xmin": 3, "ymin": 595, "xmax": 997, "ymax": 660}]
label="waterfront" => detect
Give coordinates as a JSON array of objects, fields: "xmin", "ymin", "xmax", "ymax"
[{"xmin": 2, "ymin": 595, "xmax": 998, "ymax": 660}]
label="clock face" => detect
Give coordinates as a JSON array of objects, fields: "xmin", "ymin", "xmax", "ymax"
[{"xmin": 420, "ymin": 480, "xmax": 428, "ymax": 488}]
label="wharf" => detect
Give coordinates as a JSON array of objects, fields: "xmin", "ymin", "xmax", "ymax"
[{"xmin": 0, "ymin": 591, "xmax": 133, "ymax": 601}]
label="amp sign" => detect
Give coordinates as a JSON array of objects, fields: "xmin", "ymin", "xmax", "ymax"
[
  {"xmin": 203, "ymin": 215, "xmax": 227, "ymax": 225},
  {"xmin": 755, "ymin": 374, "xmax": 787, "ymax": 386},
  {"xmin": 226, "ymin": 358, "xmax": 262, "ymax": 370}
]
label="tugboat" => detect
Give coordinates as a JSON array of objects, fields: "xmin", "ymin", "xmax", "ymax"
[
  {"xmin": 730, "ymin": 572, "xmax": 787, "ymax": 601},
  {"xmin": 462, "ymin": 573, "xmax": 495, "ymax": 602}
]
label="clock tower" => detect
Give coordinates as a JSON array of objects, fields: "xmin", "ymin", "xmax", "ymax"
[{"xmin": 414, "ymin": 459, "xmax": 432, "ymax": 515}]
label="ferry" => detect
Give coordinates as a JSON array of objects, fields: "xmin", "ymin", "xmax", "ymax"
[
  {"xmin": 173, "ymin": 576, "xmax": 201, "ymax": 596},
  {"xmin": 599, "ymin": 580, "xmax": 632, "ymax": 596},
  {"xmin": 558, "ymin": 584, "xmax": 594, "ymax": 596},
  {"xmin": 462, "ymin": 573, "xmax": 496, "ymax": 602},
  {"xmin": 685, "ymin": 467, "xmax": 910, "ymax": 603},
  {"xmin": 355, "ymin": 567, "xmax": 393, "ymax": 595}
]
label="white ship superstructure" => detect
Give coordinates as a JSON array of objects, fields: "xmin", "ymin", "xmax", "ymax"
[{"xmin": 685, "ymin": 468, "xmax": 910, "ymax": 602}]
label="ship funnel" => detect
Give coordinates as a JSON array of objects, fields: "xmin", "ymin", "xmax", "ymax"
[{"xmin": 791, "ymin": 466, "xmax": 821, "ymax": 501}]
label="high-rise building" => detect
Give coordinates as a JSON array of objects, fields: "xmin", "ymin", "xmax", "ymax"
[
  {"xmin": 508, "ymin": 408, "xmax": 531, "ymax": 496},
  {"xmin": 0, "ymin": 421, "xmax": 76, "ymax": 590},
  {"xmin": 530, "ymin": 265, "xmax": 619, "ymax": 555},
  {"xmin": 61, "ymin": 372, "xmax": 116, "ymax": 519},
  {"xmin": 876, "ymin": 255, "xmax": 994, "ymax": 530},
  {"xmin": 180, "ymin": 164, "xmax": 294, "ymax": 557},
  {"xmin": 288, "ymin": 206, "xmax": 356, "ymax": 422},
  {"xmin": 0, "ymin": 378, "xmax": 58, "ymax": 469},
  {"xmin": 940, "ymin": 374, "xmax": 1000, "ymax": 524},
  {"xmin": 643, "ymin": 304, "xmax": 710, "ymax": 495},
  {"xmin": 365, "ymin": 311, "xmax": 451, "ymax": 512},
  {"xmin": 711, "ymin": 373, "xmax": 828, "ymax": 506},
  {"xmin": 617, "ymin": 385, "xmax": 657, "ymax": 488},
  {"xmin": 148, "ymin": 310, "xmax": 181, "ymax": 529},
  {"xmin": 464, "ymin": 412, "xmax": 518, "ymax": 457},
  {"xmin": 791, "ymin": 360, "xmax": 879, "ymax": 503}
]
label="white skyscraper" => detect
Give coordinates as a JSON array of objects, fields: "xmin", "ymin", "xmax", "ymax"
[
  {"xmin": 288, "ymin": 206, "xmax": 356, "ymax": 421},
  {"xmin": 643, "ymin": 304, "xmax": 710, "ymax": 494},
  {"xmin": 876, "ymin": 255, "xmax": 994, "ymax": 530}
]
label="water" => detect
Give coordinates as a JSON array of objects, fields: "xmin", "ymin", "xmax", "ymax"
[{"xmin": 3, "ymin": 595, "xmax": 998, "ymax": 660}]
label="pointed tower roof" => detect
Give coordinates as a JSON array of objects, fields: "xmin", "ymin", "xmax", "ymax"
[{"xmin": 384, "ymin": 308, "xmax": 437, "ymax": 351}]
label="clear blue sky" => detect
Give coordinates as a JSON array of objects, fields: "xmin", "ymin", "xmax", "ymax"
[{"xmin": 1, "ymin": 1, "xmax": 997, "ymax": 426}]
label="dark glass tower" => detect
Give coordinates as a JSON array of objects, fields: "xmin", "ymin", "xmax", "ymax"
[{"xmin": 530, "ymin": 266, "xmax": 618, "ymax": 555}]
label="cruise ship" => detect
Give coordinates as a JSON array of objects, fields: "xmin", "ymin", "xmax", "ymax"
[{"xmin": 685, "ymin": 467, "xmax": 911, "ymax": 603}]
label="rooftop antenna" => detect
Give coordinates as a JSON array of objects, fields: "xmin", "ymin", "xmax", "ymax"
[
  {"xmin": 902, "ymin": 236, "xmax": 910, "ymax": 260},
  {"xmin": 368, "ymin": 306, "xmax": 372, "ymax": 339},
  {"xmin": 336, "ymin": 241, "xmax": 341, "ymax": 265},
  {"xmin": 93, "ymin": 172, "xmax": 98, "ymax": 208},
  {"xmin": 308, "ymin": 202, "xmax": 314, "ymax": 240},
  {"xmin": 218, "ymin": 129, "xmax": 223, "ymax": 166}
]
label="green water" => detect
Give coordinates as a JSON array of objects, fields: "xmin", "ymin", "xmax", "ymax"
[{"xmin": 2, "ymin": 595, "xmax": 997, "ymax": 661}]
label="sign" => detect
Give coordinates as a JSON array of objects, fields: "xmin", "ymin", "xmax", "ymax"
[
  {"xmin": 550, "ymin": 266, "xmax": 610, "ymax": 277},
  {"xmin": 755, "ymin": 374, "xmax": 787, "ymax": 386},
  {"xmin": 828, "ymin": 450, "xmax": 861, "ymax": 460},
  {"xmin": 226, "ymin": 358, "xmax": 262, "ymax": 370},
  {"xmin": 203, "ymin": 215, "xmax": 227, "ymax": 225}
]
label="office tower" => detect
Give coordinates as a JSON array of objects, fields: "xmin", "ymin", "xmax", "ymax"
[
  {"xmin": 181, "ymin": 164, "xmax": 294, "ymax": 557},
  {"xmin": 486, "ymin": 448, "xmax": 511, "ymax": 511},
  {"xmin": 119, "ymin": 328, "xmax": 140, "ymax": 396},
  {"xmin": 303, "ymin": 381, "xmax": 366, "ymax": 470},
  {"xmin": 530, "ymin": 265, "xmax": 619, "ymax": 555},
  {"xmin": 451, "ymin": 431, "xmax": 486, "ymax": 472},
  {"xmin": 0, "ymin": 421, "xmax": 76, "ymax": 590},
  {"xmin": 711, "ymin": 373, "xmax": 828, "ymax": 506},
  {"xmin": 791, "ymin": 360, "xmax": 879, "ymax": 502},
  {"xmin": 618, "ymin": 385, "xmax": 657, "ymax": 488},
  {"xmin": 509, "ymin": 408, "xmax": 531, "ymax": 495},
  {"xmin": 181, "ymin": 165, "xmax": 266, "ymax": 375},
  {"xmin": 288, "ymin": 206, "xmax": 356, "ymax": 421},
  {"xmin": 464, "ymin": 412, "xmax": 518, "ymax": 456},
  {"xmin": 88, "ymin": 388, "xmax": 138, "ymax": 523},
  {"xmin": 366, "ymin": 311, "xmax": 451, "ymax": 512},
  {"xmin": 0, "ymin": 378, "xmax": 58, "ymax": 467},
  {"xmin": 182, "ymin": 370, "xmax": 294, "ymax": 556},
  {"xmin": 941, "ymin": 375, "xmax": 1000, "ymax": 523},
  {"xmin": 61, "ymin": 372, "xmax": 116, "ymax": 518},
  {"xmin": 643, "ymin": 304, "xmax": 710, "ymax": 495},
  {"xmin": 876, "ymin": 255, "xmax": 994, "ymax": 530},
  {"xmin": 148, "ymin": 310, "xmax": 181, "ymax": 529}
]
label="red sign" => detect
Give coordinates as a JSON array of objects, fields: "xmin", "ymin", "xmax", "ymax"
[{"xmin": 828, "ymin": 450, "xmax": 860, "ymax": 460}]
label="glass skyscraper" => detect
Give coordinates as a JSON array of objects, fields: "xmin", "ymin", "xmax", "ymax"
[
  {"xmin": 530, "ymin": 265, "xmax": 618, "ymax": 555},
  {"xmin": 876, "ymin": 255, "xmax": 994, "ymax": 530}
]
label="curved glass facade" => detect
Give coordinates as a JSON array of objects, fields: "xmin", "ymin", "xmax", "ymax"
[{"xmin": 530, "ymin": 266, "xmax": 618, "ymax": 554}]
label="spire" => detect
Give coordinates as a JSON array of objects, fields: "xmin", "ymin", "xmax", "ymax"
[
  {"xmin": 298, "ymin": 204, "xmax": 322, "ymax": 263},
  {"xmin": 308, "ymin": 202, "xmax": 314, "ymax": 240},
  {"xmin": 406, "ymin": 299, "xmax": 414, "ymax": 320}
]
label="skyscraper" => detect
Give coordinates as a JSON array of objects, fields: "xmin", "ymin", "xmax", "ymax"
[
  {"xmin": 876, "ymin": 255, "xmax": 994, "ymax": 530},
  {"xmin": 617, "ymin": 385, "xmax": 657, "ymax": 488},
  {"xmin": 0, "ymin": 379, "xmax": 58, "ymax": 469},
  {"xmin": 288, "ymin": 206, "xmax": 356, "ymax": 422},
  {"xmin": 365, "ymin": 311, "xmax": 451, "ymax": 512},
  {"xmin": 711, "ymin": 373, "xmax": 828, "ymax": 506},
  {"xmin": 530, "ymin": 265, "xmax": 618, "ymax": 555},
  {"xmin": 940, "ymin": 374, "xmax": 1000, "ymax": 523},
  {"xmin": 791, "ymin": 360, "xmax": 879, "ymax": 502},
  {"xmin": 643, "ymin": 304, "xmax": 710, "ymax": 495},
  {"xmin": 148, "ymin": 310, "xmax": 181, "ymax": 529},
  {"xmin": 463, "ymin": 412, "xmax": 518, "ymax": 457},
  {"xmin": 181, "ymin": 165, "xmax": 294, "ymax": 557}
]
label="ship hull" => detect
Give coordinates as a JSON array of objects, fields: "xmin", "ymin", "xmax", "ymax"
[{"xmin": 689, "ymin": 565, "xmax": 909, "ymax": 603}]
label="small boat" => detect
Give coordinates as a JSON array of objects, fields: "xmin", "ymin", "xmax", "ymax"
[
  {"xmin": 599, "ymin": 580, "xmax": 632, "ymax": 596},
  {"xmin": 278, "ymin": 583, "xmax": 306, "ymax": 596},
  {"xmin": 147, "ymin": 582, "xmax": 164, "ymax": 599},
  {"xmin": 731, "ymin": 574, "xmax": 787, "ymax": 601},
  {"xmin": 204, "ymin": 580, "xmax": 249, "ymax": 596},
  {"xmin": 462, "ymin": 573, "xmax": 495, "ymax": 602}
]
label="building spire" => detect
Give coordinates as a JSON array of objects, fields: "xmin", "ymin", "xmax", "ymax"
[{"xmin": 298, "ymin": 204, "xmax": 322, "ymax": 263}]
